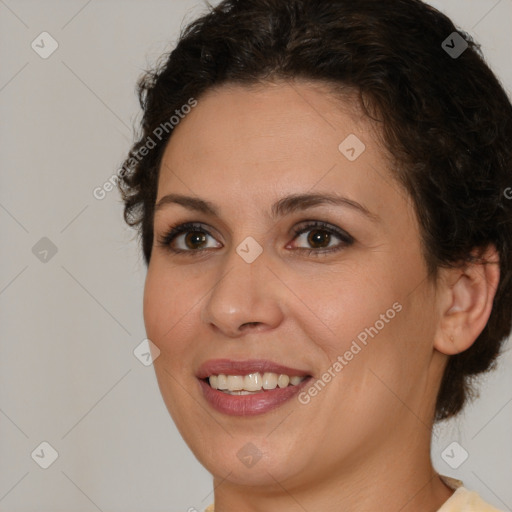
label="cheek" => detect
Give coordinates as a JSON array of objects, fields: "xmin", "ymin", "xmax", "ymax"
[
  {"xmin": 294, "ymin": 266, "xmax": 428, "ymax": 412},
  {"xmin": 143, "ymin": 266, "xmax": 166, "ymax": 345},
  {"xmin": 293, "ymin": 265, "xmax": 400, "ymax": 356},
  {"xmin": 143, "ymin": 265, "xmax": 200, "ymax": 418},
  {"xmin": 142, "ymin": 262, "xmax": 198, "ymax": 353}
]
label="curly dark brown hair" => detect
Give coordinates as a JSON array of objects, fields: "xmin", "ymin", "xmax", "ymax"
[{"xmin": 117, "ymin": 0, "xmax": 512, "ymax": 421}]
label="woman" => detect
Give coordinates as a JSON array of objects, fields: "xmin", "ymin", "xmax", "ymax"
[{"xmin": 117, "ymin": 0, "xmax": 512, "ymax": 510}]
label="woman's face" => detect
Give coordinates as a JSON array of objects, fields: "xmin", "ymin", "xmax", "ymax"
[{"xmin": 144, "ymin": 80, "xmax": 446, "ymax": 488}]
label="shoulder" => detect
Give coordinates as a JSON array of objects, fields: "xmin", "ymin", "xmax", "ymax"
[{"xmin": 437, "ymin": 481, "xmax": 504, "ymax": 512}]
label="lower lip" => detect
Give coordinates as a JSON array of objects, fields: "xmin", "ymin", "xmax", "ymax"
[{"xmin": 198, "ymin": 377, "xmax": 313, "ymax": 416}]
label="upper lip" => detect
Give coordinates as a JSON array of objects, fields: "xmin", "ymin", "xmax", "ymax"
[{"xmin": 196, "ymin": 359, "xmax": 312, "ymax": 379}]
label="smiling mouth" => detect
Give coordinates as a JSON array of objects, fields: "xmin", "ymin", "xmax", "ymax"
[{"xmin": 202, "ymin": 372, "xmax": 311, "ymax": 394}]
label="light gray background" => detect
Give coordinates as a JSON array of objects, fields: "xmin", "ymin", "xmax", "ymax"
[{"xmin": 0, "ymin": 1, "xmax": 511, "ymax": 511}]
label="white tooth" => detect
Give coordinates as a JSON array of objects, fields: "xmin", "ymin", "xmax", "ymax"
[
  {"xmin": 212, "ymin": 372, "xmax": 305, "ymax": 392},
  {"xmin": 217, "ymin": 374, "xmax": 228, "ymax": 390},
  {"xmin": 277, "ymin": 374, "xmax": 290, "ymax": 388},
  {"xmin": 262, "ymin": 372, "xmax": 278, "ymax": 389},
  {"xmin": 244, "ymin": 373, "xmax": 263, "ymax": 391},
  {"xmin": 209, "ymin": 375, "xmax": 218, "ymax": 389},
  {"xmin": 227, "ymin": 375, "xmax": 244, "ymax": 391}
]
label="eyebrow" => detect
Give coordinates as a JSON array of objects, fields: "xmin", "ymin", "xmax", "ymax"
[{"xmin": 154, "ymin": 192, "xmax": 380, "ymax": 222}]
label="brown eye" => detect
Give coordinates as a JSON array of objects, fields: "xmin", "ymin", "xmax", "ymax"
[
  {"xmin": 307, "ymin": 229, "xmax": 332, "ymax": 248},
  {"xmin": 158, "ymin": 222, "xmax": 222, "ymax": 253},
  {"xmin": 184, "ymin": 231, "xmax": 208, "ymax": 249},
  {"xmin": 290, "ymin": 221, "xmax": 354, "ymax": 255}
]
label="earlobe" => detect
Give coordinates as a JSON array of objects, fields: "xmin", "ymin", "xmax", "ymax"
[{"xmin": 433, "ymin": 244, "xmax": 500, "ymax": 356}]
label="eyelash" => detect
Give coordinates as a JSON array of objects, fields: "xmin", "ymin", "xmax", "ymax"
[{"xmin": 156, "ymin": 221, "xmax": 354, "ymax": 257}]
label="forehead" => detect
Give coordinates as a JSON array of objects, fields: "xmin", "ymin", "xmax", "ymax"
[{"xmin": 158, "ymin": 80, "xmax": 389, "ymax": 196}]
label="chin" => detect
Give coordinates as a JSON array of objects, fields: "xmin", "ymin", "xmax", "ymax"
[{"xmin": 189, "ymin": 434, "xmax": 311, "ymax": 489}]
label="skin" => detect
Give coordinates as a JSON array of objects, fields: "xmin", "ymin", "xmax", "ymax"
[{"xmin": 143, "ymin": 80, "xmax": 500, "ymax": 512}]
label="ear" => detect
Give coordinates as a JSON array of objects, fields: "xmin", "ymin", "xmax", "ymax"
[{"xmin": 433, "ymin": 244, "xmax": 500, "ymax": 356}]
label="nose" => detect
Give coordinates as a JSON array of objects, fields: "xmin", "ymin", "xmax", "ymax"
[{"xmin": 200, "ymin": 249, "xmax": 284, "ymax": 337}]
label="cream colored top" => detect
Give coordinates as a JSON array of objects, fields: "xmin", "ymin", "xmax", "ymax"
[
  {"xmin": 201, "ymin": 476, "xmax": 504, "ymax": 512},
  {"xmin": 437, "ymin": 476, "xmax": 504, "ymax": 512}
]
